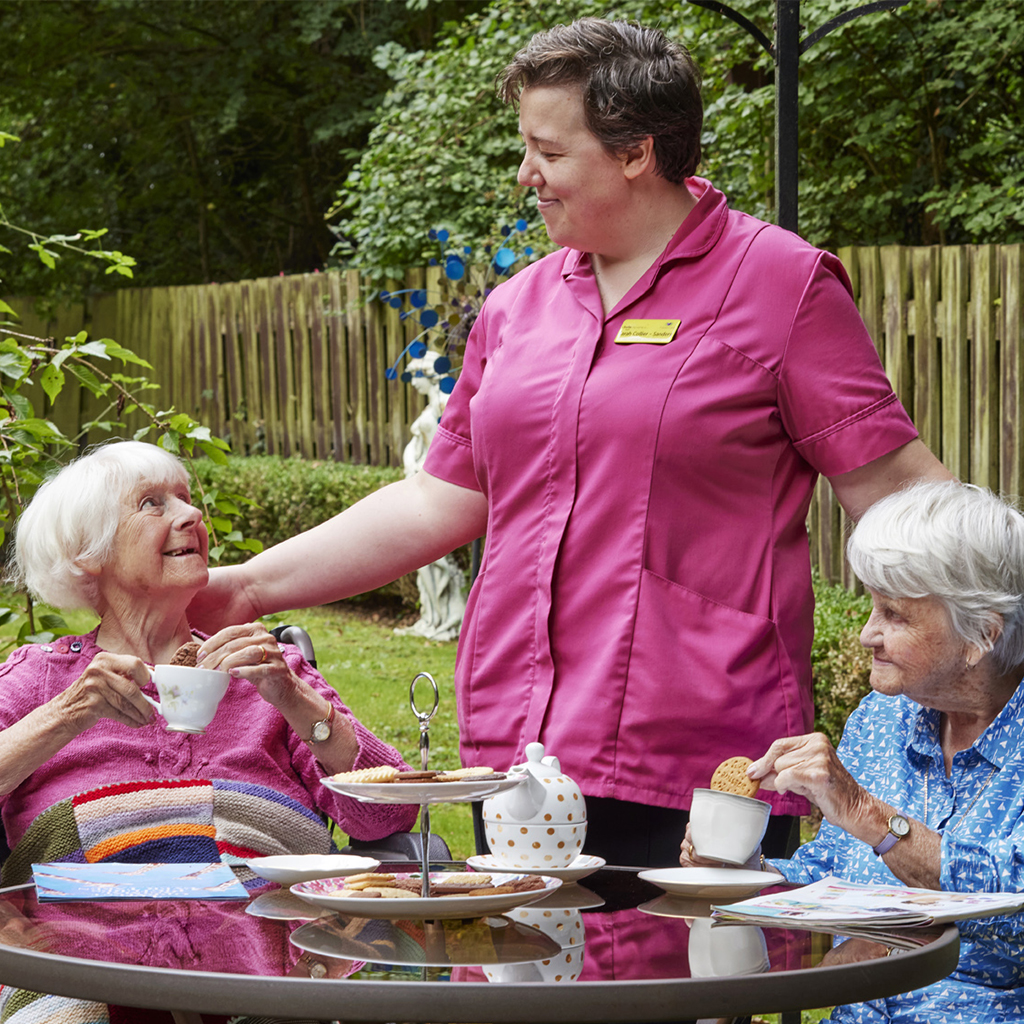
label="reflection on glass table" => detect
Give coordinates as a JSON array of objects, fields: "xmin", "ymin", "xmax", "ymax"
[{"xmin": 0, "ymin": 865, "xmax": 959, "ymax": 1022}]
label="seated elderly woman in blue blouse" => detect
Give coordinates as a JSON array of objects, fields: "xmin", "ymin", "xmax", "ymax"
[{"xmin": 680, "ymin": 480, "xmax": 1024, "ymax": 1023}]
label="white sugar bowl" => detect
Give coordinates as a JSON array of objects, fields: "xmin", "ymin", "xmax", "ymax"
[{"xmin": 481, "ymin": 742, "xmax": 587, "ymax": 869}]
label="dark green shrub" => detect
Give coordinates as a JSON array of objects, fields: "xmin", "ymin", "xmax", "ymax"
[
  {"xmin": 192, "ymin": 457, "xmax": 417, "ymax": 606},
  {"xmin": 811, "ymin": 572, "xmax": 873, "ymax": 747}
]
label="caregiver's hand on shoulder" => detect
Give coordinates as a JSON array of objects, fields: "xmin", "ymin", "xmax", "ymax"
[
  {"xmin": 748, "ymin": 733, "xmax": 871, "ymax": 831},
  {"xmin": 57, "ymin": 653, "xmax": 154, "ymax": 731},
  {"xmin": 186, "ymin": 567, "xmax": 259, "ymax": 634}
]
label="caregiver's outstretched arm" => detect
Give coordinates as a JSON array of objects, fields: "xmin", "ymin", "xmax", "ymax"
[{"xmin": 187, "ymin": 471, "xmax": 488, "ymax": 632}]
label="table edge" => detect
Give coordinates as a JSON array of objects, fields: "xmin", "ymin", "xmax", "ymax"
[{"xmin": 0, "ymin": 924, "xmax": 960, "ymax": 1021}]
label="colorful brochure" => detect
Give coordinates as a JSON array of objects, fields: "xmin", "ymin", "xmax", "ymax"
[
  {"xmin": 32, "ymin": 861, "xmax": 249, "ymax": 901},
  {"xmin": 712, "ymin": 875, "xmax": 1024, "ymax": 929}
]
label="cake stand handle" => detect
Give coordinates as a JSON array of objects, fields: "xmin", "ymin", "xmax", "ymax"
[{"xmin": 410, "ymin": 672, "xmax": 439, "ymax": 897}]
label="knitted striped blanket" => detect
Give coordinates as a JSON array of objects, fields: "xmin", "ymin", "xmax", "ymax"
[{"xmin": 2, "ymin": 778, "xmax": 334, "ymax": 887}]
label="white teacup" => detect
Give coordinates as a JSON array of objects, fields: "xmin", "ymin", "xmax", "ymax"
[
  {"xmin": 689, "ymin": 788, "xmax": 771, "ymax": 867},
  {"xmin": 143, "ymin": 664, "xmax": 230, "ymax": 734},
  {"xmin": 687, "ymin": 918, "xmax": 769, "ymax": 978}
]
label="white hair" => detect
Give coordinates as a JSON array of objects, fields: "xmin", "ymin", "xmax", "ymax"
[
  {"xmin": 10, "ymin": 441, "xmax": 190, "ymax": 611},
  {"xmin": 847, "ymin": 481, "xmax": 1024, "ymax": 673}
]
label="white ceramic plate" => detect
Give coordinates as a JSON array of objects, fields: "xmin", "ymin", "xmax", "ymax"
[
  {"xmin": 638, "ymin": 867, "xmax": 784, "ymax": 899},
  {"xmin": 290, "ymin": 915, "xmax": 560, "ymax": 967},
  {"xmin": 245, "ymin": 889, "xmax": 326, "ymax": 921},
  {"xmin": 244, "ymin": 854, "xmax": 380, "ymax": 885},
  {"xmin": 637, "ymin": 894, "xmax": 720, "ymax": 920},
  {"xmin": 466, "ymin": 853, "xmax": 605, "ymax": 883},
  {"xmin": 290, "ymin": 872, "xmax": 562, "ymax": 920},
  {"xmin": 320, "ymin": 775, "xmax": 523, "ymax": 805}
]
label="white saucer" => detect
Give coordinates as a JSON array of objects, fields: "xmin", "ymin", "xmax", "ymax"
[
  {"xmin": 466, "ymin": 853, "xmax": 606, "ymax": 883},
  {"xmin": 638, "ymin": 867, "xmax": 784, "ymax": 899},
  {"xmin": 244, "ymin": 854, "xmax": 380, "ymax": 885}
]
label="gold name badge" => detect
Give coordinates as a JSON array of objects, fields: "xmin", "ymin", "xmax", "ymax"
[{"xmin": 614, "ymin": 319, "xmax": 681, "ymax": 344}]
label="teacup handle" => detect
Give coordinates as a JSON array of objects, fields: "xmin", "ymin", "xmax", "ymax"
[{"xmin": 142, "ymin": 672, "xmax": 161, "ymax": 711}]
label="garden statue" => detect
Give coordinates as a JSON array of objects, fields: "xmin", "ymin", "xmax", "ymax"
[{"xmin": 394, "ymin": 350, "xmax": 467, "ymax": 642}]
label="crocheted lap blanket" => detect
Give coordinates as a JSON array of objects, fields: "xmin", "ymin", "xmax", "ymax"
[{"xmin": 2, "ymin": 778, "xmax": 333, "ymax": 887}]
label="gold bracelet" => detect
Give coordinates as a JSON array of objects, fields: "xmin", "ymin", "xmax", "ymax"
[{"xmin": 760, "ymin": 854, "xmax": 767, "ymax": 872}]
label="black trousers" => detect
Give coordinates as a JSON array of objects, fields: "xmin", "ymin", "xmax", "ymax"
[{"xmin": 473, "ymin": 795, "xmax": 800, "ymax": 868}]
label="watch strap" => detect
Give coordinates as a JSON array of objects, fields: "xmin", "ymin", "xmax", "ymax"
[
  {"xmin": 872, "ymin": 813, "xmax": 909, "ymax": 856},
  {"xmin": 872, "ymin": 830, "xmax": 901, "ymax": 856}
]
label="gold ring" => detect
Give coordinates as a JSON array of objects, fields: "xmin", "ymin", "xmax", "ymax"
[{"xmin": 258, "ymin": 647, "xmax": 267, "ymax": 664}]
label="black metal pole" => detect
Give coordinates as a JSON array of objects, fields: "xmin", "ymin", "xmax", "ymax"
[
  {"xmin": 688, "ymin": 0, "xmax": 909, "ymax": 236},
  {"xmin": 774, "ymin": 0, "xmax": 801, "ymax": 234}
]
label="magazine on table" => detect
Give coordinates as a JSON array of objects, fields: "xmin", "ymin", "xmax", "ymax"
[
  {"xmin": 711, "ymin": 875, "xmax": 1024, "ymax": 929},
  {"xmin": 32, "ymin": 861, "xmax": 249, "ymax": 901}
]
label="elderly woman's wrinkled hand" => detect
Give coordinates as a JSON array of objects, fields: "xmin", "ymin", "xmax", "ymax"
[
  {"xmin": 197, "ymin": 623, "xmax": 298, "ymax": 708},
  {"xmin": 749, "ymin": 732, "xmax": 870, "ymax": 831},
  {"xmin": 59, "ymin": 653, "xmax": 154, "ymax": 731}
]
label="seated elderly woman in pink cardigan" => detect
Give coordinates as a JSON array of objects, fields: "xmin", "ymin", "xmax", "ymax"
[{"xmin": 0, "ymin": 440, "xmax": 416, "ymax": 885}]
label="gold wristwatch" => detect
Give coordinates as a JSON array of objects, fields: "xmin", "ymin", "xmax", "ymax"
[{"xmin": 308, "ymin": 702, "xmax": 335, "ymax": 743}]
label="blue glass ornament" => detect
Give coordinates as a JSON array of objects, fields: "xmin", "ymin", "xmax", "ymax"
[
  {"xmin": 435, "ymin": 357, "xmax": 452, "ymax": 373},
  {"xmin": 419, "ymin": 309, "xmax": 440, "ymax": 328},
  {"xmin": 494, "ymin": 247, "xmax": 516, "ymax": 269},
  {"xmin": 445, "ymin": 256, "xmax": 465, "ymax": 281},
  {"xmin": 410, "ymin": 341, "xmax": 428, "ymax": 359},
  {"xmin": 410, "ymin": 290, "xmax": 428, "ymax": 308},
  {"xmin": 440, "ymin": 377, "xmax": 456, "ymax": 394}
]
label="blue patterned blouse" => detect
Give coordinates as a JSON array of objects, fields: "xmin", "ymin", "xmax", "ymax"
[{"xmin": 767, "ymin": 683, "xmax": 1024, "ymax": 1023}]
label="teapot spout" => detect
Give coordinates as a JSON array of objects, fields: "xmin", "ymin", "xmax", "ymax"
[{"xmin": 503, "ymin": 767, "xmax": 544, "ymax": 820}]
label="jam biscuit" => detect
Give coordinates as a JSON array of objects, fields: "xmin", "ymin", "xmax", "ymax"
[
  {"xmin": 169, "ymin": 641, "xmax": 201, "ymax": 667},
  {"xmin": 710, "ymin": 756, "xmax": 760, "ymax": 797},
  {"xmin": 344, "ymin": 873, "xmax": 397, "ymax": 889},
  {"xmin": 329, "ymin": 766, "xmax": 400, "ymax": 784}
]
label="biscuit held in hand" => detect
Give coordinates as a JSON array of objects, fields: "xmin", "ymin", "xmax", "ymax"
[
  {"xmin": 710, "ymin": 756, "xmax": 760, "ymax": 797},
  {"xmin": 169, "ymin": 642, "xmax": 201, "ymax": 667}
]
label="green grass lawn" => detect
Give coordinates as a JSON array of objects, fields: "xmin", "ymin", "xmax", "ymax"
[{"xmin": 257, "ymin": 603, "xmax": 472, "ymax": 856}]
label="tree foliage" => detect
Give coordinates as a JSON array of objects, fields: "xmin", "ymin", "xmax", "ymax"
[
  {"xmin": 0, "ymin": 138, "xmax": 262, "ymax": 647},
  {"xmin": 335, "ymin": 0, "xmax": 1024, "ymax": 273},
  {"xmin": 0, "ymin": 0, "xmax": 475, "ymax": 298}
]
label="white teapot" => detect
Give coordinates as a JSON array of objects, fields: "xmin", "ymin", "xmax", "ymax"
[{"xmin": 481, "ymin": 742, "xmax": 587, "ymax": 869}]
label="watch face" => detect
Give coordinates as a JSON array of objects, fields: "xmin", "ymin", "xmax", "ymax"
[
  {"xmin": 891, "ymin": 814, "xmax": 911, "ymax": 838},
  {"xmin": 312, "ymin": 720, "xmax": 331, "ymax": 743}
]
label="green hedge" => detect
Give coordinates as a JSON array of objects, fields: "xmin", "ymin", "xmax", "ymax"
[
  {"xmin": 811, "ymin": 571, "xmax": 873, "ymax": 746},
  {"xmin": 192, "ymin": 456, "xmax": 416, "ymax": 605}
]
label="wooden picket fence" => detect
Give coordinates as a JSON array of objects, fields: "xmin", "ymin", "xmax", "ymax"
[{"xmin": 5, "ymin": 243, "xmax": 1022, "ymax": 584}]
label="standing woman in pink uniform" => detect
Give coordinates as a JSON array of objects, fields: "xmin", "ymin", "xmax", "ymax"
[{"xmin": 191, "ymin": 18, "xmax": 951, "ymax": 866}]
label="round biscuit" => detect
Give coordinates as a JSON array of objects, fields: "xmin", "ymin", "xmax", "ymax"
[{"xmin": 710, "ymin": 756, "xmax": 760, "ymax": 797}]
